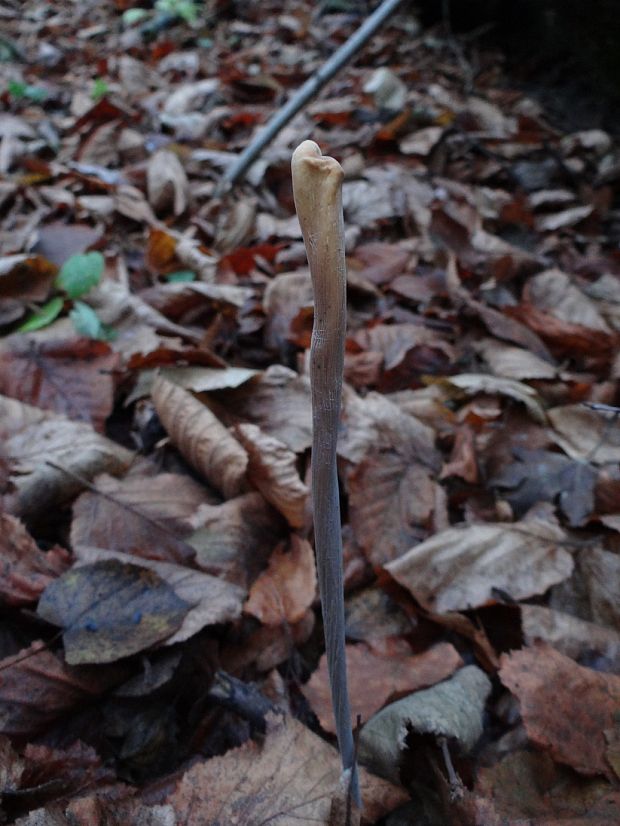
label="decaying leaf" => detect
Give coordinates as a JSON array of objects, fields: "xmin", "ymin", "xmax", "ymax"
[
  {"xmin": 74, "ymin": 546, "xmax": 245, "ymax": 647},
  {"xmin": 70, "ymin": 472, "xmax": 214, "ymax": 565},
  {"xmin": 187, "ymin": 492, "xmax": 285, "ymax": 586},
  {"xmin": 0, "ymin": 334, "xmax": 118, "ymax": 432},
  {"xmin": 304, "ymin": 642, "xmax": 463, "ymax": 734},
  {"xmin": 245, "ymin": 535, "xmax": 316, "ymax": 626},
  {"xmin": 475, "ymin": 338, "xmax": 557, "ymax": 380},
  {"xmin": 358, "ymin": 665, "xmax": 492, "ymax": 783},
  {"xmin": 37, "ymin": 559, "xmax": 190, "ymax": 665},
  {"xmin": 386, "ymin": 519, "xmax": 573, "ymax": 613},
  {"xmin": 548, "ymin": 404, "xmax": 620, "ymax": 465},
  {"xmin": 0, "ymin": 641, "xmax": 124, "ymax": 737},
  {"xmin": 0, "ymin": 514, "xmax": 69, "ymax": 606},
  {"xmin": 165, "ymin": 712, "xmax": 407, "ymax": 824},
  {"xmin": 234, "ymin": 422, "xmax": 309, "ymax": 528},
  {"xmin": 348, "ymin": 453, "xmax": 439, "ymax": 566},
  {"xmin": 151, "ymin": 375, "xmax": 248, "ymax": 499},
  {"xmin": 499, "ymin": 643, "xmax": 620, "ymax": 780},
  {"xmin": 0, "ymin": 394, "xmax": 131, "ymax": 519},
  {"xmin": 444, "ymin": 373, "xmax": 546, "ymax": 423},
  {"xmin": 146, "ymin": 150, "xmax": 189, "ymax": 216}
]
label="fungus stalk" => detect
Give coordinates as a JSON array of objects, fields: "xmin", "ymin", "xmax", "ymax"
[{"xmin": 292, "ymin": 140, "xmax": 359, "ymax": 804}]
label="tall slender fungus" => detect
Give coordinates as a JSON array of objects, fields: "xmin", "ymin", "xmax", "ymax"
[{"xmin": 292, "ymin": 140, "xmax": 360, "ymax": 806}]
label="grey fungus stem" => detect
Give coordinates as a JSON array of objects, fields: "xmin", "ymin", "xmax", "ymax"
[{"xmin": 291, "ymin": 140, "xmax": 360, "ymax": 806}]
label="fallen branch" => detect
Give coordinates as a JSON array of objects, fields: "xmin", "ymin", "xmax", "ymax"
[{"xmin": 216, "ymin": 0, "xmax": 405, "ymax": 194}]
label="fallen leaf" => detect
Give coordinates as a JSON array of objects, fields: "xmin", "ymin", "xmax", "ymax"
[
  {"xmin": 165, "ymin": 712, "xmax": 407, "ymax": 824},
  {"xmin": 520, "ymin": 604, "xmax": 620, "ymax": 670},
  {"xmin": 548, "ymin": 405, "xmax": 620, "ymax": 465},
  {"xmin": 151, "ymin": 376, "xmax": 248, "ymax": 499},
  {"xmin": 386, "ymin": 519, "xmax": 573, "ymax": 613},
  {"xmin": 526, "ymin": 268, "xmax": 611, "ymax": 332},
  {"xmin": 344, "ymin": 586, "xmax": 414, "ymax": 642},
  {"xmin": 263, "ymin": 269, "xmax": 314, "ymax": 352},
  {"xmin": 74, "ymin": 546, "xmax": 245, "ymax": 647},
  {"xmin": 358, "ymin": 665, "xmax": 491, "ymax": 784},
  {"xmin": 304, "ymin": 642, "xmax": 463, "ymax": 734},
  {"xmin": 444, "ymin": 373, "xmax": 546, "ymax": 423},
  {"xmin": 0, "ymin": 513, "xmax": 70, "ymax": 606},
  {"xmin": 37, "ymin": 559, "xmax": 190, "ymax": 665},
  {"xmin": 475, "ymin": 338, "xmax": 557, "ymax": 380},
  {"xmin": 0, "ymin": 334, "xmax": 118, "ymax": 432},
  {"xmin": 245, "ymin": 535, "xmax": 316, "ymax": 626},
  {"xmin": 234, "ymin": 423, "xmax": 309, "ymax": 528},
  {"xmin": 187, "ymin": 492, "xmax": 285, "ymax": 586},
  {"xmin": 499, "ymin": 643, "xmax": 620, "ymax": 779},
  {"xmin": 348, "ymin": 453, "xmax": 439, "ymax": 566},
  {"xmin": 0, "ymin": 641, "xmax": 124, "ymax": 737},
  {"xmin": 146, "ymin": 150, "xmax": 188, "ymax": 217},
  {"xmin": 70, "ymin": 472, "xmax": 214, "ymax": 565},
  {"xmin": 491, "ymin": 447, "xmax": 596, "ymax": 525},
  {"xmin": 0, "ymin": 394, "xmax": 131, "ymax": 519}
]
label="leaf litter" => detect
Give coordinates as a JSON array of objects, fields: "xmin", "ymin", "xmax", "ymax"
[{"xmin": 0, "ymin": 0, "xmax": 619, "ymax": 823}]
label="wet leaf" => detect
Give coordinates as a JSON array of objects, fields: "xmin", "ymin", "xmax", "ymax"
[{"xmin": 37, "ymin": 559, "xmax": 190, "ymax": 665}]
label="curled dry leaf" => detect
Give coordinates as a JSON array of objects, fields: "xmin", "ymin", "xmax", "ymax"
[
  {"xmin": 151, "ymin": 375, "xmax": 248, "ymax": 499},
  {"xmin": 0, "ymin": 394, "xmax": 132, "ymax": 519},
  {"xmin": 0, "ymin": 514, "xmax": 70, "ymax": 606},
  {"xmin": 70, "ymin": 472, "xmax": 214, "ymax": 565},
  {"xmin": 303, "ymin": 642, "xmax": 463, "ymax": 734},
  {"xmin": 146, "ymin": 150, "xmax": 189, "ymax": 217},
  {"xmin": 75, "ymin": 546, "xmax": 245, "ymax": 647},
  {"xmin": 0, "ymin": 641, "xmax": 125, "ymax": 738},
  {"xmin": 234, "ymin": 422, "xmax": 309, "ymax": 528},
  {"xmin": 244, "ymin": 535, "xmax": 316, "ymax": 626},
  {"xmin": 386, "ymin": 519, "xmax": 573, "ymax": 613},
  {"xmin": 444, "ymin": 373, "xmax": 546, "ymax": 423},
  {"xmin": 165, "ymin": 712, "xmax": 407, "ymax": 825},
  {"xmin": 187, "ymin": 492, "xmax": 286, "ymax": 586},
  {"xmin": 499, "ymin": 643, "xmax": 620, "ymax": 780},
  {"xmin": 358, "ymin": 665, "xmax": 492, "ymax": 784}
]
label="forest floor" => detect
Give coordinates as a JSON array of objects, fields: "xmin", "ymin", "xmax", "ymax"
[{"xmin": 1, "ymin": 1, "xmax": 620, "ymax": 824}]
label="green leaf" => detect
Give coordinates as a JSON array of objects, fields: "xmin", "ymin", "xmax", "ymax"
[
  {"xmin": 122, "ymin": 8, "xmax": 149, "ymax": 25},
  {"xmin": 8, "ymin": 79, "xmax": 47, "ymax": 103},
  {"xmin": 55, "ymin": 252, "xmax": 104, "ymax": 299},
  {"xmin": 70, "ymin": 301, "xmax": 116, "ymax": 341},
  {"xmin": 90, "ymin": 77, "xmax": 109, "ymax": 102},
  {"xmin": 166, "ymin": 269, "xmax": 196, "ymax": 283},
  {"xmin": 18, "ymin": 297, "xmax": 64, "ymax": 332}
]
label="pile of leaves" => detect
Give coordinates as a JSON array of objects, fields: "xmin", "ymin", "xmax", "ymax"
[{"xmin": 1, "ymin": 1, "xmax": 620, "ymax": 823}]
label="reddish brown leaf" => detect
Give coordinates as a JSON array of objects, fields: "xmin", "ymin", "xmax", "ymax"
[
  {"xmin": 0, "ymin": 336, "xmax": 118, "ymax": 432},
  {"xmin": 499, "ymin": 643, "xmax": 620, "ymax": 779},
  {"xmin": 244, "ymin": 535, "xmax": 316, "ymax": 626},
  {"xmin": 303, "ymin": 642, "xmax": 463, "ymax": 734}
]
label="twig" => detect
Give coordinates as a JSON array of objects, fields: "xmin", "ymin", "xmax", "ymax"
[
  {"xmin": 216, "ymin": 0, "xmax": 406, "ymax": 194},
  {"xmin": 292, "ymin": 140, "xmax": 360, "ymax": 806}
]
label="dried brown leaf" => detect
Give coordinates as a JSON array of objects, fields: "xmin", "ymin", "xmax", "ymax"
[
  {"xmin": 165, "ymin": 712, "xmax": 407, "ymax": 824},
  {"xmin": 549, "ymin": 405, "xmax": 620, "ymax": 465},
  {"xmin": 499, "ymin": 643, "xmax": 620, "ymax": 779},
  {"xmin": 151, "ymin": 376, "xmax": 248, "ymax": 499},
  {"xmin": 245, "ymin": 535, "xmax": 316, "ymax": 626},
  {"xmin": 386, "ymin": 520, "xmax": 573, "ymax": 613},
  {"xmin": 234, "ymin": 422, "xmax": 309, "ymax": 528},
  {"xmin": 146, "ymin": 150, "xmax": 188, "ymax": 217},
  {"xmin": 304, "ymin": 642, "xmax": 463, "ymax": 735},
  {"xmin": 0, "ymin": 514, "xmax": 69, "ymax": 606}
]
